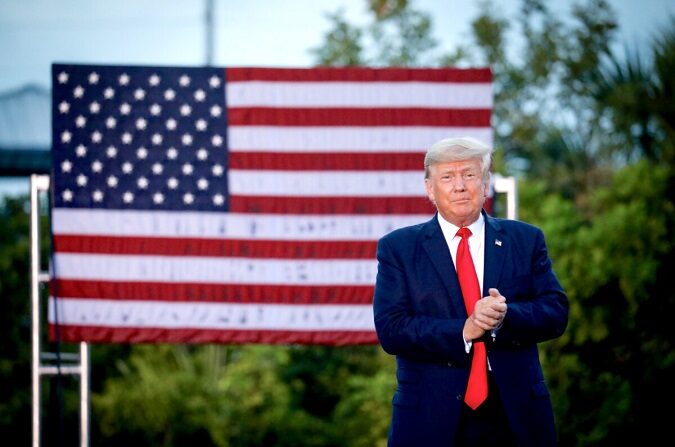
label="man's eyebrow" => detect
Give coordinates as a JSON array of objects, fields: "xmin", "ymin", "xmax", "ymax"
[{"xmin": 438, "ymin": 165, "xmax": 478, "ymax": 173}]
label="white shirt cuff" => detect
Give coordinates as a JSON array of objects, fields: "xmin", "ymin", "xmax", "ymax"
[{"xmin": 462, "ymin": 332, "xmax": 472, "ymax": 353}]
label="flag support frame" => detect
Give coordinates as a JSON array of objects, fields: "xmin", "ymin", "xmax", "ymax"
[
  {"xmin": 493, "ymin": 173, "xmax": 518, "ymax": 220},
  {"xmin": 31, "ymin": 174, "xmax": 90, "ymax": 447}
]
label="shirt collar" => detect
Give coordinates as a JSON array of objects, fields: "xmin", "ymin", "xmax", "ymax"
[{"xmin": 437, "ymin": 212, "xmax": 484, "ymax": 239}]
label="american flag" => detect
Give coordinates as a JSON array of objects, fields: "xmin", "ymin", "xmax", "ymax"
[{"xmin": 49, "ymin": 64, "xmax": 492, "ymax": 345}]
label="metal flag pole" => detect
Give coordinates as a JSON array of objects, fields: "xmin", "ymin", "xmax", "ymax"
[
  {"xmin": 205, "ymin": 0, "xmax": 214, "ymax": 66},
  {"xmin": 31, "ymin": 174, "xmax": 89, "ymax": 447}
]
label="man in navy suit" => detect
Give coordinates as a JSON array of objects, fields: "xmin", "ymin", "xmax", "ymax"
[{"xmin": 373, "ymin": 137, "xmax": 568, "ymax": 446}]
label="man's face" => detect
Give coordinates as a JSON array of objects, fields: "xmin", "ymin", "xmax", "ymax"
[{"xmin": 424, "ymin": 158, "xmax": 488, "ymax": 227}]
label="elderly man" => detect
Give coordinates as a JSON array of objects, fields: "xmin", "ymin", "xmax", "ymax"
[{"xmin": 373, "ymin": 137, "xmax": 568, "ymax": 446}]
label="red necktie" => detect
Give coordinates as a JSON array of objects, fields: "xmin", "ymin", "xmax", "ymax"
[{"xmin": 456, "ymin": 227, "xmax": 488, "ymax": 409}]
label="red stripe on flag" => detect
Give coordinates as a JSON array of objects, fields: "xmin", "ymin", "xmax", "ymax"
[
  {"xmin": 228, "ymin": 107, "xmax": 491, "ymax": 127},
  {"xmin": 229, "ymin": 152, "xmax": 424, "ymax": 171},
  {"xmin": 51, "ymin": 280, "xmax": 375, "ymax": 304},
  {"xmin": 53, "ymin": 235, "xmax": 377, "ymax": 259},
  {"xmin": 49, "ymin": 325, "xmax": 379, "ymax": 345},
  {"xmin": 229, "ymin": 195, "xmax": 435, "ymax": 214},
  {"xmin": 226, "ymin": 67, "xmax": 492, "ymax": 83}
]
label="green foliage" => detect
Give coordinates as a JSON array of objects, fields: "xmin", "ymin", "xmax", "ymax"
[
  {"xmin": 91, "ymin": 344, "xmax": 394, "ymax": 446},
  {"xmin": 93, "ymin": 345, "xmax": 288, "ymax": 446},
  {"xmin": 368, "ymin": 6, "xmax": 437, "ymax": 66},
  {"xmin": 652, "ymin": 19, "xmax": 675, "ymax": 154},
  {"xmin": 520, "ymin": 159, "xmax": 674, "ymax": 445},
  {"xmin": 309, "ymin": 9, "xmax": 364, "ymax": 67},
  {"xmin": 0, "ymin": 197, "xmax": 31, "ymax": 442},
  {"xmin": 471, "ymin": 0, "xmax": 510, "ymax": 69},
  {"xmin": 332, "ymin": 358, "xmax": 394, "ymax": 447},
  {"xmin": 469, "ymin": 0, "xmax": 620, "ymax": 191},
  {"xmin": 310, "ymin": 0, "xmax": 436, "ymax": 67},
  {"xmin": 593, "ymin": 17, "xmax": 675, "ymax": 164},
  {"xmin": 0, "ymin": 194, "xmax": 50, "ymax": 443}
]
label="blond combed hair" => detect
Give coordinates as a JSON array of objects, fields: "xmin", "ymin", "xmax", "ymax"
[{"xmin": 423, "ymin": 137, "xmax": 493, "ymax": 180}]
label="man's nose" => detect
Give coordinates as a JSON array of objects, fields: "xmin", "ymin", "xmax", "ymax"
[{"xmin": 451, "ymin": 177, "xmax": 466, "ymax": 190}]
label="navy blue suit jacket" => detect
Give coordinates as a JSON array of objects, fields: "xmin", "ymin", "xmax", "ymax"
[{"xmin": 373, "ymin": 212, "xmax": 568, "ymax": 447}]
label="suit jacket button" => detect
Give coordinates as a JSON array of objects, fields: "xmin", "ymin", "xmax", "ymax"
[
  {"xmin": 446, "ymin": 361, "xmax": 453, "ymax": 367},
  {"xmin": 456, "ymin": 394, "xmax": 463, "ymax": 401}
]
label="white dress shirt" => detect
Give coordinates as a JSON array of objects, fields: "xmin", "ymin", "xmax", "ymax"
[
  {"xmin": 436, "ymin": 213, "xmax": 490, "ymax": 358},
  {"xmin": 436, "ymin": 213, "xmax": 485, "ymax": 294}
]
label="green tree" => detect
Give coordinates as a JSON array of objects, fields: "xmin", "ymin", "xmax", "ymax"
[
  {"xmin": 0, "ymin": 195, "xmax": 36, "ymax": 445},
  {"xmin": 467, "ymin": 0, "xmax": 619, "ymax": 199},
  {"xmin": 309, "ymin": 9, "xmax": 364, "ymax": 67},
  {"xmin": 94, "ymin": 345, "xmax": 293, "ymax": 447},
  {"xmin": 91, "ymin": 343, "xmax": 395, "ymax": 447},
  {"xmin": 520, "ymin": 159, "xmax": 674, "ymax": 445},
  {"xmin": 592, "ymin": 18, "xmax": 675, "ymax": 164},
  {"xmin": 311, "ymin": 0, "xmax": 436, "ymax": 67}
]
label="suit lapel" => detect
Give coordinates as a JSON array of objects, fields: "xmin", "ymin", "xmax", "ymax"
[
  {"xmin": 482, "ymin": 212, "xmax": 507, "ymax": 296},
  {"xmin": 421, "ymin": 215, "xmax": 466, "ymax": 317}
]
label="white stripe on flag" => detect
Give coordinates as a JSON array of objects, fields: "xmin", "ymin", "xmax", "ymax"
[
  {"xmin": 226, "ymin": 82, "xmax": 493, "ymax": 108},
  {"xmin": 228, "ymin": 127, "xmax": 493, "ymax": 151},
  {"xmin": 49, "ymin": 298, "xmax": 376, "ymax": 331},
  {"xmin": 51, "ymin": 209, "xmax": 430, "ymax": 239},
  {"xmin": 228, "ymin": 170, "xmax": 425, "ymax": 197},
  {"xmin": 53, "ymin": 253, "xmax": 377, "ymax": 285}
]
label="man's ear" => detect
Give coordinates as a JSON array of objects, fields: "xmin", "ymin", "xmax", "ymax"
[
  {"xmin": 424, "ymin": 178, "xmax": 435, "ymax": 203},
  {"xmin": 483, "ymin": 173, "xmax": 491, "ymax": 198}
]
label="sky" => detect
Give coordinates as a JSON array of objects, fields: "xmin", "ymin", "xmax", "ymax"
[{"xmin": 0, "ymin": 0, "xmax": 674, "ymax": 93}]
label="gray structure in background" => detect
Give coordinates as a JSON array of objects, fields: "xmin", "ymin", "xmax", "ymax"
[{"xmin": 0, "ymin": 84, "xmax": 51, "ymax": 176}]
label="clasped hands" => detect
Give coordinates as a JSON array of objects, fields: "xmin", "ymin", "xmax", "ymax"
[{"xmin": 463, "ymin": 288, "xmax": 507, "ymax": 341}]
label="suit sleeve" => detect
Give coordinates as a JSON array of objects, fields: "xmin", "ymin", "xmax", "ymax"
[
  {"xmin": 373, "ymin": 235, "xmax": 469, "ymax": 363},
  {"xmin": 495, "ymin": 228, "xmax": 569, "ymax": 347}
]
